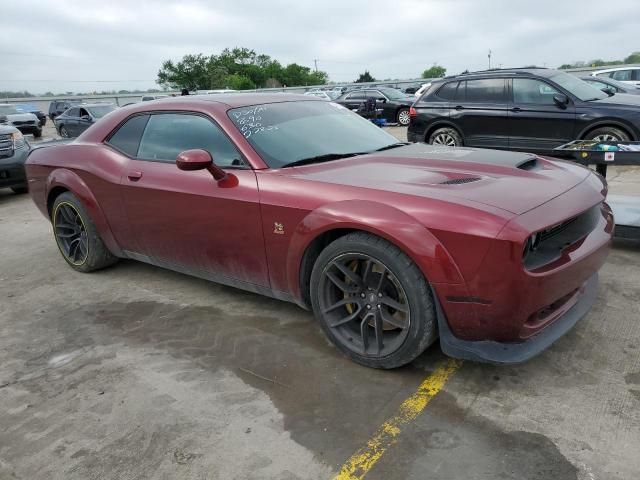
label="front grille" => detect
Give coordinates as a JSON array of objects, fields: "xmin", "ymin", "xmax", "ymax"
[
  {"xmin": 13, "ymin": 120, "xmax": 35, "ymax": 126},
  {"xmin": 440, "ymin": 177, "xmax": 482, "ymax": 185},
  {"xmin": 0, "ymin": 134, "xmax": 13, "ymax": 158},
  {"xmin": 524, "ymin": 204, "xmax": 601, "ymax": 270}
]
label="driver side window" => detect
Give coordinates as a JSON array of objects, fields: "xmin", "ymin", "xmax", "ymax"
[
  {"xmin": 513, "ymin": 79, "xmax": 559, "ymax": 105},
  {"xmin": 136, "ymin": 113, "xmax": 246, "ymax": 167}
]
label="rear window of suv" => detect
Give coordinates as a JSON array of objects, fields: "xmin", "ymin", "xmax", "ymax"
[{"xmin": 436, "ymin": 82, "xmax": 459, "ymax": 100}]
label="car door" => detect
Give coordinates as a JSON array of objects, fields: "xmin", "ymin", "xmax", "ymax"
[
  {"xmin": 451, "ymin": 78, "xmax": 510, "ymax": 148},
  {"xmin": 113, "ymin": 112, "xmax": 270, "ymax": 287},
  {"xmin": 77, "ymin": 107, "xmax": 93, "ymax": 135},
  {"xmin": 340, "ymin": 91, "xmax": 366, "ymax": 111},
  {"xmin": 63, "ymin": 107, "xmax": 80, "ymax": 136},
  {"xmin": 508, "ymin": 78, "xmax": 576, "ymax": 152}
]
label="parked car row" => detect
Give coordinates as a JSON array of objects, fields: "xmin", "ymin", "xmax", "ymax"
[
  {"xmin": 408, "ymin": 68, "xmax": 640, "ymax": 153},
  {"xmin": 333, "ymin": 87, "xmax": 415, "ymax": 125},
  {"xmin": 0, "ymin": 124, "xmax": 30, "ymax": 193}
]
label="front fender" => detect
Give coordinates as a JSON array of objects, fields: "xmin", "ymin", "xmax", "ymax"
[
  {"xmin": 285, "ymin": 199, "xmax": 465, "ymax": 300},
  {"xmin": 46, "ymin": 168, "xmax": 123, "ymax": 257}
]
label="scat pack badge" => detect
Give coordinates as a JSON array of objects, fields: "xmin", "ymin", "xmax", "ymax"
[{"xmin": 273, "ymin": 222, "xmax": 285, "ymax": 235}]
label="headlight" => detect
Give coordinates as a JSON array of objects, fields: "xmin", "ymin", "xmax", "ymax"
[{"xmin": 11, "ymin": 131, "xmax": 26, "ymax": 149}]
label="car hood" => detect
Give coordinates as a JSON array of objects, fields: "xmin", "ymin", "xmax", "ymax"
[
  {"xmin": 7, "ymin": 113, "xmax": 38, "ymax": 122},
  {"xmin": 278, "ymin": 144, "xmax": 594, "ymax": 215},
  {"xmin": 592, "ymin": 93, "xmax": 640, "ymax": 107}
]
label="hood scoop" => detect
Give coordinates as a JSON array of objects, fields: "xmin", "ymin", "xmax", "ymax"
[
  {"xmin": 440, "ymin": 176, "xmax": 482, "ymax": 185},
  {"xmin": 516, "ymin": 156, "xmax": 539, "ymax": 171}
]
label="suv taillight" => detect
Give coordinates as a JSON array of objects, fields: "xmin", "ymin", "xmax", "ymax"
[{"xmin": 409, "ymin": 107, "xmax": 417, "ymax": 118}]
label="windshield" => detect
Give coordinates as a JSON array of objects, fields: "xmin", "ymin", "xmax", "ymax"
[
  {"xmin": 16, "ymin": 104, "xmax": 37, "ymax": 112},
  {"xmin": 376, "ymin": 87, "xmax": 407, "ymax": 100},
  {"xmin": 228, "ymin": 101, "xmax": 399, "ymax": 168},
  {"xmin": 550, "ymin": 72, "xmax": 607, "ymax": 101},
  {"xmin": 0, "ymin": 105, "xmax": 21, "ymax": 115},
  {"xmin": 87, "ymin": 105, "xmax": 116, "ymax": 118}
]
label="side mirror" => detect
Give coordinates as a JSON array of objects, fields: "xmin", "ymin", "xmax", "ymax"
[
  {"xmin": 176, "ymin": 149, "xmax": 226, "ymax": 180},
  {"xmin": 553, "ymin": 93, "xmax": 569, "ymax": 108},
  {"xmin": 603, "ymin": 87, "xmax": 616, "ymax": 97},
  {"xmin": 378, "ymin": 98, "xmax": 387, "ymax": 103}
]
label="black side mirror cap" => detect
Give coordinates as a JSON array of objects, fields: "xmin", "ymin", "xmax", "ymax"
[{"xmin": 553, "ymin": 93, "xmax": 569, "ymax": 108}]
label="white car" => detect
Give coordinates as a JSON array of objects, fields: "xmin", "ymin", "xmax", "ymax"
[
  {"xmin": 303, "ymin": 91, "xmax": 336, "ymax": 101},
  {"xmin": 0, "ymin": 104, "xmax": 42, "ymax": 138},
  {"xmin": 414, "ymin": 82, "xmax": 432, "ymax": 98},
  {"xmin": 591, "ymin": 67, "xmax": 640, "ymax": 87}
]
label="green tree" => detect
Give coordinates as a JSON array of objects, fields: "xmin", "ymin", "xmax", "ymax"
[
  {"xmin": 355, "ymin": 71, "xmax": 376, "ymax": 83},
  {"xmin": 422, "ymin": 65, "xmax": 446, "ymax": 78},
  {"xmin": 157, "ymin": 53, "xmax": 212, "ymax": 90},
  {"xmin": 225, "ymin": 74, "xmax": 256, "ymax": 90},
  {"xmin": 625, "ymin": 52, "xmax": 640, "ymax": 64}
]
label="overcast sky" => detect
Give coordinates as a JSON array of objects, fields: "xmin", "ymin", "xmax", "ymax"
[{"xmin": 1, "ymin": 0, "xmax": 637, "ymax": 94}]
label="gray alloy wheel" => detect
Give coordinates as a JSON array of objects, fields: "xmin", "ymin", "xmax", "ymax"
[
  {"xmin": 588, "ymin": 126, "xmax": 630, "ymax": 143},
  {"xmin": 59, "ymin": 125, "xmax": 69, "ymax": 138},
  {"xmin": 309, "ymin": 232, "xmax": 437, "ymax": 369},
  {"xmin": 428, "ymin": 127, "xmax": 462, "ymax": 147},
  {"xmin": 397, "ymin": 108, "xmax": 411, "ymax": 126}
]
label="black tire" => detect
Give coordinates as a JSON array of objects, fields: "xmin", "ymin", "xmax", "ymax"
[
  {"xmin": 428, "ymin": 127, "xmax": 463, "ymax": 147},
  {"xmin": 310, "ymin": 232, "xmax": 437, "ymax": 369},
  {"xmin": 59, "ymin": 125, "xmax": 69, "ymax": 138},
  {"xmin": 397, "ymin": 107, "xmax": 411, "ymax": 126},
  {"xmin": 585, "ymin": 126, "xmax": 630, "ymax": 142},
  {"xmin": 51, "ymin": 192, "xmax": 118, "ymax": 272},
  {"xmin": 33, "ymin": 128, "xmax": 42, "ymax": 138},
  {"xmin": 11, "ymin": 186, "xmax": 28, "ymax": 194}
]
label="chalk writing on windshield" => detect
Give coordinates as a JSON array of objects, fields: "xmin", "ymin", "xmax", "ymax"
[{"xmin": 231, "ymin": 106, "xmax": 279, "ymax": 138}]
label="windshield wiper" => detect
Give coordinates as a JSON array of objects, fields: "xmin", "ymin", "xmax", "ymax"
[
  {"xmin": 374, "ymin": 142, "xmax": 410, "ymax": 152},
  {"xmin": 281, "ymin": 152, "xmax": 366, "ymax": 168}
]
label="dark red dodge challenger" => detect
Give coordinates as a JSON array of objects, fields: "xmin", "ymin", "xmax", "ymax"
[{"xmin": 25, "ymin": 94, "xmax": 613, "ymax": 368}]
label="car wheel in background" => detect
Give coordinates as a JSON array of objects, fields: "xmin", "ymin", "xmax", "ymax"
[
  {"xmin": 310, "ymin": 232, "xmax": 437, "ymax": 369},
  {"xmin": 428, "ymin": 127, "xmax": 463, "ymax": 147},
  {"xmin": 59, "ymin": 125, "xmax": 69, "ymax": 138},
  {"xmin": 397, "ymin": 108, "xmax": 411, "ymax": 126},
  {"xmin": 33, "ymin": 129, "xmax": 42, "ymax": 138},
  {"xmin": 587, "ymin": 126, "xmax": 630, "ymax": 142},
  {"xmin": 10, "ymin": 186, "xmax": 28, "ymax": 194},
  {"xmin": 51, "ymin": 192, "xmax": 118, "ymax": 273}
]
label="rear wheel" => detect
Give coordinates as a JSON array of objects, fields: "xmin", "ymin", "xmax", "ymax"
[
  {"xmin": 310, "ymin": 232, "xmax": 437, "ymax": 369},
  {"xmin": 397, "ymin": 108, "xmax": 411, "ymax": 126},
  {"xmin": 586, "ymin": 126, "xmax": 630, "ymax": 142},
  {"xmin": 51, "ymin": 192, "xmax": 118, "ymax": 272},
  {"xmin": 428, "ymin": 127, "xmax": 462, "ymax": 147}
]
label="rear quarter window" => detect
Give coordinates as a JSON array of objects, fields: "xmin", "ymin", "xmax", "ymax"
[
  {"xmin": 106, "ymin": 114, "xmax": 150, "ymax": 157},
  {"xmin": 435, "ymin": 82, "xmax": 459, "ymax": 100}
]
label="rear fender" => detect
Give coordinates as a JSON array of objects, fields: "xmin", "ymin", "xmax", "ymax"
[
  {"xmin": 46, "ymin": 168, "xmax": 123, "ymax": 256},
  {"xmin": 286, "ymin": 200, "xmax": 465, "ymax": 300}
]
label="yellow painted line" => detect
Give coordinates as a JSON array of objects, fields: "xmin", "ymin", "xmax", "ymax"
[{"xmin": 333, "ymin": 358, "xmax": 463, "ymax": 480}]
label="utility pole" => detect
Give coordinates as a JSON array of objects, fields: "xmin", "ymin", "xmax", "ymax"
[
  {"xmin": 313, "ymin": 59, "xmax": 319, "ymax": 72},
  {"xmin": 488, "ymin": 49, "xmax": 492, "ymax": 69}
]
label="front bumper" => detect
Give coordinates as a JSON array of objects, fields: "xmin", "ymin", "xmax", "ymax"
[
  {"xmin": 434, "ymin": 273, "xmax": 599, "ymax": 364},
  {"xmin": 0, "ymin": 146, "xmax": 29, "ymax": 188}
]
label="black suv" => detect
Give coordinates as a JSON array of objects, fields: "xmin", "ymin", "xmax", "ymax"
[
  {"xmin": 48, "ymin": 99, "xmax": 82, "ymax": 121},
  {"xmin": 408, "ymin": 68, "xmax": 640, "ymax": 152}
]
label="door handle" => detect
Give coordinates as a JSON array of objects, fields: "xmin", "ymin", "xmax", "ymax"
[
  {"xmin": 127, "ymin": 171, "xmax": 143, "ymax": 181},
  {"xmin": 454, "ymin": 105, "xmax": 464, "ymax": 110},
  {"xmin": 511, "ymin": 107, "xmax": 522, "ymax": 112}
]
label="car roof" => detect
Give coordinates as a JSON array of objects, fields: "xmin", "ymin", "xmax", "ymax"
[
  {"xmin": 436, "ymin": 67, "xmax": 556, "ymax": 83},
  {"xmin": 592, "ymin": 66, "xmax": 640, "ymax": 73},
  {"xmin": 143, "ymin": 93, "xmax": 321, "ymax": 109}
]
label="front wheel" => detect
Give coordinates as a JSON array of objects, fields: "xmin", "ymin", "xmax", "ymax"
[
  {"xmin": 51, "ymin": 192, "xmax": 118, "ymax": 272},
  {"xmin": 586, "ymin": 126, "xmax": 630, "ymax": 142},
  {"xmin": 397, "ymin": 108, "xmax": 411, "ymax": 126},
  {"xmin": 33, "ymin": 128, "xmax": 42, "ymax": 138},
  {"xmin": 59, "ymin": 125, "xmax": 69, "ymax": 138},
  {"xmin": 310, "ymin": 232, "xmax": 437, "ymax": 369}
]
